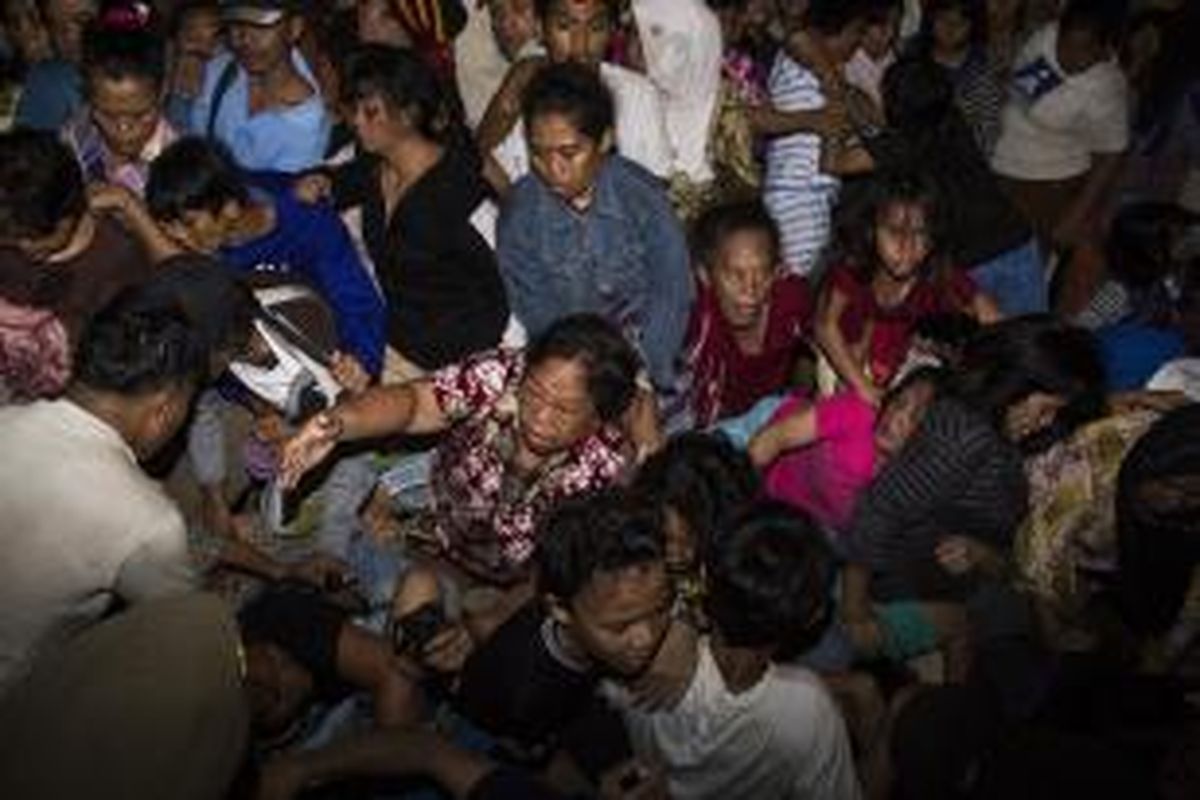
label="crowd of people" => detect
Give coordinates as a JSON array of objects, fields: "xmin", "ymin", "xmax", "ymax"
[{"xmin": 0, "ymin": 0, "xmax": 1198, "ymax": 798}]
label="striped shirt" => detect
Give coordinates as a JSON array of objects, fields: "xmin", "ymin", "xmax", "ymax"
[
  {"xmin": 847, "ymin": 398, "xmax": 1028, "ymax": 602},
  {"xmin": 763, "ymin": 54, "xmax": 840, "ymax": 276}
]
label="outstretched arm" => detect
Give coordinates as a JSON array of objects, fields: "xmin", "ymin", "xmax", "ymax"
[{"xmin": 278, "ymin": 379, "xmax": 447, "ymax": 488}]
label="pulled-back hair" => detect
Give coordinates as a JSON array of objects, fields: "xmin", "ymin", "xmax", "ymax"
[
  {"xmin": 691, "ymin": 200, "xmax": 782, "ymax": 271},
  {"xmin": 341, "ymin": 43, "xmax": 467, "ymax": 148},
  {"xmin": 535, "ymin": 488, "xmax": 664, "ymax": 603},
  {"xmin": 522, "ymin": 61, "xmax": 615, "ymax": 143}
]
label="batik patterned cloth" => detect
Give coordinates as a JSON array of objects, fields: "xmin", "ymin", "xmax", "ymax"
[
  {"xmin": 430, "ymin": 348, "xmax": 629, "ymax": 583},
  {"xmin": 1015, "ymin": 410, "xmax": 1160, "ymax": 610}
]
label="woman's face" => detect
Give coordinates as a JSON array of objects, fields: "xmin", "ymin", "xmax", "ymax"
[
  {"xmin": 875, "ymin": 379, "xmax": 937, "ymax": 460},
  {"xmin": 348, "ymin": 94, "xmax": 400, "ymax": 153},
  {"xmin": 875, "ymin": 201, "xmax": 932, "ymax": 281},
  {"xmin": 89, "ymin": 75, "xmax": 161, "ymax": 161},
  {"xmin": 1004, "ymin": 391, "xmax": 1067, "ymax": 442},
  {"xmin": 709, "ymin": 228, "xmax": 777, "ymax": 332}
]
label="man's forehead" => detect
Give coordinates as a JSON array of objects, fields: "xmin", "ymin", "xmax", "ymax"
[
  {"xmin": 547, "ymin": 0, "xmax": 609, "ymax": 20},
  {"xmin": 574, "ymin": 562, "xmax": 668, "ymax": 615}
]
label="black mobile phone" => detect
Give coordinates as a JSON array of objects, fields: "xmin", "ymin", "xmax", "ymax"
[{"xmin": 389, "ymin": 601, "xmax": 445, "ymax": 655}]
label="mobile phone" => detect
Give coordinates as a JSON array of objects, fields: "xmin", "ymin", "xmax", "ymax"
[{"xmin": 388, "ymin": 601, "xmax": 445, "ymax": 655}]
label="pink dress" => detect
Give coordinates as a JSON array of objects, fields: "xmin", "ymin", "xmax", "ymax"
[{"xmin": 763, "ymin": 390, "xmax": 877, "ymax": 533}]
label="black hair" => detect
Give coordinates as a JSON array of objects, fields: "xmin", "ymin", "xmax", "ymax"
[
  {"xmin": 947, "ymin": 315, "xmax": 1106, "ymax": 453},
  {"xmin": 633, "ymin": 432, "xmax": 760, "ymax": 565},
  {"xmin": 525, "ymin": 313, "xmax": 638, "ymax": 423},
  {"xmin": 341, "ymin": 43, "xmax": 469, "ymax": 149},
  {"xmin": 912, "ymin": 0, "xmax": 987, "ymax": 58},
  {"xmin": 81, "ymin": 18, "xmax": 166, "ymax": 90},
  {"xmin": 133, "ymin": 254, "xmax": 256, "ymax": 372},
  {"xmin": 535, "ymin": 488, "xmax": 664, "ymax": 604},
  {"xmin": 880, "ymin": 364, "xmax": 946, "ymax": 412},
  {"xmin": 691, "ymin": 200, "xmax": 781, "ymax": 271},
  {"xmin": 840, "ymin": 168, "xmax": 950, "ymax": 283},
  {"xmin": 1115, "ymin": 404, "xmax": 1200, "ymax": 637},
  {"xmin": 522, "ymin": 60, "xmax": 615, "ymax": 144},
  {"xmin": 145, "ymin": 136, "xmax": 249, "ymax": 222},
  {"xmin": 863, "ymin": 0, "xmax": 902, "ymax": 25},
  {"xmin": 805, "ymin": 0, "xmax": 875, "ymax": 35},
  {"xmin": 1060, "ymin": 0, "xmax": 1127, "ymax": 49},
  {"xmin": 704, "ymin": 501, "xmax": 833, "ymax": 656},
  {"xmin": 167, "ymin": 0, "xmax": 219, "ymax": 36},
  {"xmin": 0, "ymin": 130, "xmax": 86, "ymax": 241},
  {"xmin": 73, "ymin": 285, "xmax": 208, "ymax": 395},
  {"xmin": 533, "ymin": 0, "xmax": 615, "ymax": 23},
  {"xmin": 1104, "ymin": 202, "xmax": 1192, "ymax": 290}
]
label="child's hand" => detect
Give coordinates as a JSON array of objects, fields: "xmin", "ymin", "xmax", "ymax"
[
  {"xmin": 294, "ymin": 173, "xmax": 332, "ymax": 205},
  {"xmin": 331, "ymin": 351, "xmax": 370, "ymax": 394}
]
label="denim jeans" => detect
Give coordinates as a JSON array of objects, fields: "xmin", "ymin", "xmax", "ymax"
[{"xmin": 970, "ymin": 237, "xmax": 1047, "ymax": 316}]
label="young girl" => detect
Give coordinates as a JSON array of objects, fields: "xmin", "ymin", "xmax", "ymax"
[
  {"xmin": 815, "ymin": 170, "xmax": 1000, "ymax": 404},
  {"xmin": 749, "ymin": 366, "xmax": 945, "ymax": 536}
]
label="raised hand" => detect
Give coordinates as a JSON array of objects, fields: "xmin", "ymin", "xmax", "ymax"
[{"xmin": 278, "ymin": 411, "xmax": 342, "ymax": 489}]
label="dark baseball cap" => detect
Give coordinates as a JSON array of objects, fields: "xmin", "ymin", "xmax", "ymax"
[{"xmin": 219, "ymin": 0, "xmax": 303, "ymax": 27}]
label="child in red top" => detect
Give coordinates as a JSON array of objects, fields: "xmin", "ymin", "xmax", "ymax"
[
  {"xmin": 685, "ymin": 201, "xmax": 813, "ymax": 427},
  {"xmin": 815, "ymin": 171, "xmax": 1000, "ymax": 404}
]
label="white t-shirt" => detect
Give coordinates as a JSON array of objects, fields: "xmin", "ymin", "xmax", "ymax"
[
  {"xmin": 0, "ymin": 400, "xmax": 194, "ymax": 695},
  {"xmin": 632, "ymin": 0, "xmax": 722, "ymax": 183},
  {"xmin": 605, "ymin": 639, "xmax": 862, "ymax": 800},
  {"xmin": 991, "ymin": 23, "xmax": 1129, "ymax": 181},
  {"xmin": 493, "ymin": 62, "xmax": 673, "ymax": 182},
  {"xmin": 844, "ymin": 48, "xmax": 894, "ymax": 111}
]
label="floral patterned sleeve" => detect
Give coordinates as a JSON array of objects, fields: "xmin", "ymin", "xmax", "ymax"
[{"xmin": 431, "ymin": 348, "xmax": 524, "ymax": 424}]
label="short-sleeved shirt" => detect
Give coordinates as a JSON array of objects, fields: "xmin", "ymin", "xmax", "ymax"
[
  {"xmin": 685, "ymin": 274, "xmax": 812, "ymax": 426},
  {"xmin": 0, "ymin": 215, "xmax": 152, "ymax": 343},
  {"xmin": 605, "ymin": 638, "xmax": 862, "ymax": 800},
  {"xmin": 991, "ymin": 23, "xmax": 1129, "ymax": 181},
  {"xmin": 826, "ymin": 263, "xmax": 979, "ymax": 389},
  {"xmin": 764, "ymin": 391, "xmax": 877, "ymax": 533},
  {"xmin": 763, "ymin": 54, "xmax": 841, "ymax": 274},
  {"xmin": 0, "ymin": 400, "xmax": 194, "ymax": 695},
  {"xmin": 430, "ymin": 349, "xmax": 629, "ymax": 584},
  {"xmin": 190, "ymin": 50, "xmax": 331, "ymax": 172}
]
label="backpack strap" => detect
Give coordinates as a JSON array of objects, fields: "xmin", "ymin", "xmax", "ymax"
[{"xmin": 206, "ymin": 59, "xmax": 240, "ymax": 139}]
